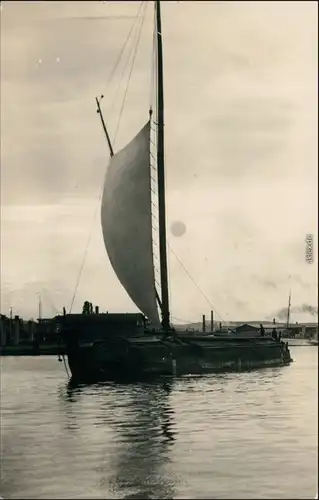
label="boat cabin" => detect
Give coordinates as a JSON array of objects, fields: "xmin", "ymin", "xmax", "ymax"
[
  {"xmin": 55, "ymin": 312, "xmax": 147, "ymax": 340},
  {"xmin": 235, "ymin": 324, "xmax": 260, "ymax": 336}
]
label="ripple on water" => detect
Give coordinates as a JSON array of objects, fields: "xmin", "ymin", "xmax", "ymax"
[{"xmin": 1, "ymin": 348, "xmax": 317, "ymax": 499}]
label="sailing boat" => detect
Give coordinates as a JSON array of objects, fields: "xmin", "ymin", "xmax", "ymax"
[{"xmin": 61, "ymin": 1, "xmax": 292, "ymax": 383}]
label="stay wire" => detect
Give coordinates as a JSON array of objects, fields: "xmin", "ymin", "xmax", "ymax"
[
  {"xmin": 168, "ymin": 243, "xmax": 225, "ymax": 323},
  {"xmin": 103, "ymin": 1, "xmax": 145, "ymax": 94},
  {"xmin": 69, "ymin": 3, "xmax": 146, "ymax": 313},
  {"xmin": 104, "ymin": 1, "xmax": 146, "ymax": 125},
  {"xmin": 149, "ymin": 3, "xmax": 156, "ymax": 111},
  {"xmin": 113, "ymin": 1, "xmax": 148, "ymax": 146}
]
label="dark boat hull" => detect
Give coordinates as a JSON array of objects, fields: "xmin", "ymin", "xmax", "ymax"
[{"xmin": 63, "ymin": 332, "xmax": 293, "ymax": 384}]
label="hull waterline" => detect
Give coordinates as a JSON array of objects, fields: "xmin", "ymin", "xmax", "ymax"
[{"xmin": 63, "ymin": 331, "xmax": 293, "ymax": 384}]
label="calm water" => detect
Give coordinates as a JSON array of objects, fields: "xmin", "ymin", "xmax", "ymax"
[{"xmin": 1, "ymin": 347, "xmax": 318, "ymax": 499}]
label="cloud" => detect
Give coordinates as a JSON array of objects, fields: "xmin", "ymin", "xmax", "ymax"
[
  {"xmin": 1, "ymin": 0, "xmax": 317, "ymax": 203},
  {"xmin": 0, "ymin": 1, "xmax": 317, "ymax": 321}
]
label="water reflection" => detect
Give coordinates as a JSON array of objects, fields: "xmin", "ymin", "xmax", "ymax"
[
  {"xmin": 60, "ymin": 378, "xmax": 177, "ymax": 499},
  {"xmin": 108, "ymin": 380, "xmax": 176, "ymax": 499},
  {"xmin": 57, "ymin": 382, "xmax": 82, "ymax": 431},
  {"xmin": 1, "ymin": 351, "xmax": 317, "ymax": 499}
]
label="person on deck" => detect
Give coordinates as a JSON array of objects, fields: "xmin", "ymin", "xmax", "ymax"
[{"xmin": 260, "ymin": 324, "xmax": 265, "ymax": 337}]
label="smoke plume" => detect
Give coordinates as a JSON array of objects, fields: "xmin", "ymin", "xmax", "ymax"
[{"xmin": 274, "ymin": 303, "xmax": 318, "ymax": 320}]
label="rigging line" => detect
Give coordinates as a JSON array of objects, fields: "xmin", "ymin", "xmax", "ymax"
[
  {"xmin": 69, "ymin": 4, "xmax": 146, "ymax": 313},
  {"xmin": 105, "ymin": 1, "xmax": 146, "ymax": 124},
  {"xmin": 69, "ymin": 169, "xmax": 108, "ymax": 313},
  {"xmin": 162, "ymin": 151, "xmax": 174, "ymax": 319},
  {"xmin": 150, "ymin": 5, "xmax": 160, "ymax": 317},
  {"xmin": 171, "ymin": 315, "xmax": 195, "ymax": 325},
  {"xmin": 68, "ymin": 215, "xmax": 96, "ymax": 313},
  {"xmin": 102, "ymin": 0, "xmax": 145, "ymax": 96},
  {"xmin": 149, "ymin": 1, "xmax": 156, "ymax": 110},
  {"xmin": 113, "ymin": 1, "xmax": 148, "ymax": 146},
  {"xmin": 168, "ymin": 243, "xmax": 225, "ymax": 322}
]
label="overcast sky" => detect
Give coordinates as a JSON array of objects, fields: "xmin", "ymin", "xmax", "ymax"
[{"xmin": 1, "ymin": 1, "xmax": 318, "ymax": 323}]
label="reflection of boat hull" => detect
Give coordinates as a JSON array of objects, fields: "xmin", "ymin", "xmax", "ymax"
[{"xmin": 63, "ymin": 327, "xmax": 293, "ymax": 383}]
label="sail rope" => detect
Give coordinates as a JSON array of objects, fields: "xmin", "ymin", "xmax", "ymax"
[
  {"xmin": 168, "ymin": 243, "xmax": 225, "ymax": 322},
  {"xmin": 146, "ymin": 3, "xmax": 222, "ymax": 326},
  {"xmin": 103, "ymin": 1, "xmax": 145, "ymax": 97},
  {"xmin": 171, "ymin": 315, "xmax": 202, "ymax": 326},
  {"xmin": 104, "ymin": 1, "xmax": 146, "ymax": 133},
  {"xmin": 113, "ymin": 1, "xmax": 148, "ymax": 146},
  {"xmin": 68, "ymin": 2, "xmax": 147, "ymax": 314},
  {"xmin": 149, "ymin": 4, "xmax": 160, "ymax": 311},
  {"xmin": 68, "ymin": 1, "xmax": 218, "ymax": 325},
  {"xmin": 149, "ymin": 3, "xmax": 157, "ymax": 111}
]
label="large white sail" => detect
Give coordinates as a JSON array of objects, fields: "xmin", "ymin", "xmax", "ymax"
[{"xmin": 101, "ymin": 121, "xmax": 160, "ymax": 326}]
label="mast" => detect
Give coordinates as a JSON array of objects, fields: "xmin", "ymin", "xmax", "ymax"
[
  {"xmin": 286, "ymin": 289, "xmax": 291, "ymax": 329},
  {"xmin": 9, "ymin": 306, "xmax": 12, "ymax": 341},
  {"xmin": 96, "ymin": 96, "xmax": 114, "ymax": 158},
  {"xmin": 155, "ymin": 0, "xmax": 170, "ymax": 331},
  {"xmin": 38, "ymin": 294, "xmax": 42, "ymax": 323}
]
